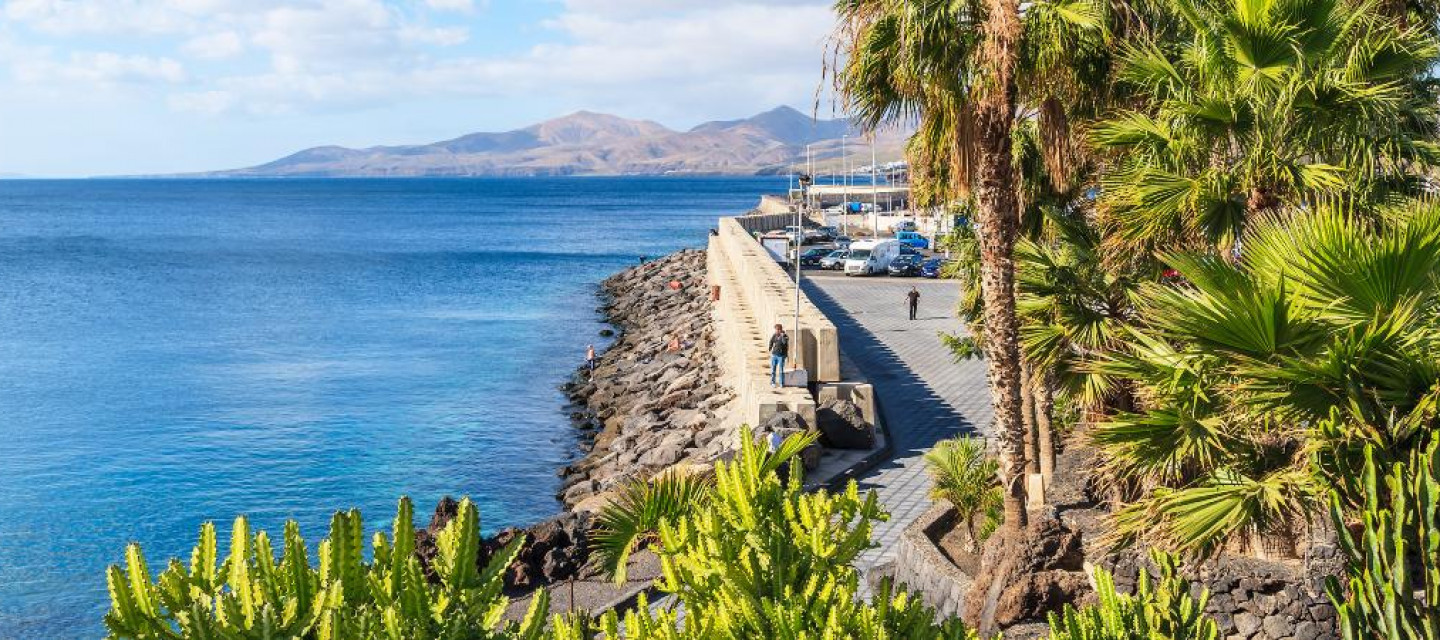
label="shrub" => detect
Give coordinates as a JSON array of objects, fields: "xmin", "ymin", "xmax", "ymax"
[
  {"xmin": 548, "ymin": 430, "xmax": 979, "ymax": 639},
  {"xmin": 104, "ymin": 497, "xmax": 547, "ymax": 640},
  {"xmin": 1047, "ymin": 551, "xmax": 1217, "ymax": 640},
  {"xmin": 1326, "ymin": 441, "xmax": 1440, "ymax": 640},
  {"xmin": 924, "ymin": 437, "xmax": 1004, "ymax": 545}
]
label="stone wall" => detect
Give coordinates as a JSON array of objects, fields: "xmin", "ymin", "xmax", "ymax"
[
  {"xmin": 892, "ymin": 504, "xmax": 974, "ymax": 620},
  {"xmin": 1099, "ymin": 545, "xmax": 1341, "ymax": 640},
  {"xmin": 894, "ymin": 503, "xmax": 1344, "ymax": 639}
]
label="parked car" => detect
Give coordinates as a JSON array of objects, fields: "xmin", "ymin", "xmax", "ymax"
[
  {"xmin": 845, "ymin": 239, "xmax": 902, "ymax": 276},
  {"xmin": 921, "ymin": 257, "xmax": 948, "ymax": 278},
  {"xmin": 817, "ymin": 226, "xmax": 839, "ymax": 241},
  {"xmin": 888, "ymin": 254, "xmax": 925, "ymax": 277},
  {"xmin": 834, "ymin": 236, "xmax": 853, "ymax": 250},
  {"xmin": 820, "ymin": 250, "xmax": 850, "ymax": 270},
  {"xmin": 899, "ymin": 243, "xmax": 919, "ymax": 255},
  {"xmin": 891, "ymin": 219, "xmax": 918, "ymax": 233},
  {"xmin": 896, "ymin": 231, "xmax": 930, "ymax": 250},
  {"xmin": 799, "ymin": 247, "xmax": 831, "ymax": 267}
]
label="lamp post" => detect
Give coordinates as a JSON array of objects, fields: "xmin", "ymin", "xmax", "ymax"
[{"xmin": 795, "ymin": 172, "xmax": 812, "ymax": 367}]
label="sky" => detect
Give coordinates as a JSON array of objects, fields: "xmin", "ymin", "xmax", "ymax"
[{"xmin": 0, "ymin": 0, "xmax": 840, "ymax": 177}]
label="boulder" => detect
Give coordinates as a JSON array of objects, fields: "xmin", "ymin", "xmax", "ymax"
[
  {"xmin": 815, "ymin": 399, "xmax": 874, "ymax": 449},
  {"xmin": 800, "ymin": 442, "xmax": 824, "ymax": 471}
]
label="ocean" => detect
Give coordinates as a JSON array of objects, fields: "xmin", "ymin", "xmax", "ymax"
[{"xmin": 0, "ymin": 176, "xmax": 786, "ymax": 638}]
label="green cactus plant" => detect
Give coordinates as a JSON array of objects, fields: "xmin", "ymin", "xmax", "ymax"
[
  {"xmin": 1326, "ymin": 440, "xmax": 1440, "ymax": 640},
  {"xmin": 104, "ymin": 496, "xmax": 549, "ymax": 640},
  {"xmin": 546, "ymin": 429, "xmax": 981, "ymax": 639},
  {"xmin": 1046, "ymin": 551, "xmax": 1218, "ymax": 640}
]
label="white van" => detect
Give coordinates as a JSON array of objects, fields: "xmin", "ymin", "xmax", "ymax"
[{"xmin": 844, "ymin": 239, "xmax": 901, "ymax": 276}]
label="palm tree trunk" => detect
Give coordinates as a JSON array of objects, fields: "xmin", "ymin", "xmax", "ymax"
[
  {"xmin": 1022, "ymin": 360, "xmax": 1040, "ymax": 475},
  {"xmin": 1036, "ymin": 370, "xmax": 1056, "ymax": 487},
  {"xmin": 974, "ymin": 0, "xmax": 1027, "ymax": 530}
]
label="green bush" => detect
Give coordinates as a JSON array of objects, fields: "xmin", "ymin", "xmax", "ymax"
[
  {"xmin": 1047, "ymin": 551, "xmax": 1217, "ymax": 640},
  {"xmin": 105, "ymin": 497, "xmax": 547, "ymax": 640},
  {"xmin": 548, "ymin": 430, "xmax": 979, "ymax": 639},
  {"xmin": 1326, "ymin": 441, "xmax": 1440, "ymax": 640},
  {"xmin": 924, "ymin": 437, "xmax": 1004, "ymax": 546}
]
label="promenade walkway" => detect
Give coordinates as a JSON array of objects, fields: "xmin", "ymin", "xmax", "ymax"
[{"xmin": 801, "ymin": 272, "xmax": 993, "ymax": 574}]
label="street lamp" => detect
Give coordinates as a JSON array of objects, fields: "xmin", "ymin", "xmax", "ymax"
[{"xmin": 795, "ymin": 172, "xmax": 813, "ymax": 368}]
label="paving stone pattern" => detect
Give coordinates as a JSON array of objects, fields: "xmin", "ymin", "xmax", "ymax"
[{"xmin": 801, "ymin": 273, "xmax": 993, "ymax": 572}]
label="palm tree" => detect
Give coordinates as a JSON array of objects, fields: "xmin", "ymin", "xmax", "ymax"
[
  {"xmin": 832, "ymin": 0, "xmax": 1112, "ymax": 530},
  {"xmin": 925, "ymin": 437, "xmax": 1005, "ymax": 547},
  {"xmin": 1091, "ymin": 202, "xmax": 1440, "ymax": 558},
  {"xmin": 1091, "ymin": 0, "xmax": 1440, "ymax": 256}
]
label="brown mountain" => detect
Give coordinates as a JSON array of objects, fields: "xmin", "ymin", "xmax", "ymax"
[{"xmin": 193, "ymin": 106, "xmax": 907, "ymax": 178}]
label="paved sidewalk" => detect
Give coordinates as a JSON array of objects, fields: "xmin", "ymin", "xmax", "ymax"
[{"xmin": 801, "ymin": 272, "xmax": 993, "ymax": 573}]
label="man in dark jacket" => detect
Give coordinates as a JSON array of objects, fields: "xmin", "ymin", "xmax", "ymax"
[
  {"xmin": 907, "ymin": 286, "xmax": 921, "ymax": 320},
  {"xmin": 768, "ymin": 324, "xmax": 789, "ymax": 387}
]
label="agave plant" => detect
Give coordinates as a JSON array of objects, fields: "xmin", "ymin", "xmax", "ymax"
[
  {"xmin": 105, "ymin": 497, "xmax": 547, "ymax": 640},
  {"xmin": 550, "ymin": 429, "xmax": 980, "ymax": 639},
  {"xmin": 588, "ymin": 429, "xmax": 817, "ymax": 583},
  {"xmin": 1047, "ymin": 551, "xmax": 1218, "ymax": 640},
  {"xmin": 1326, "ymin": 441, "xmax": 1440, "ymax": 640},
  {"xmin": 924, "ymin": 437, "xmax": 1004, "ymax": 546},
  {"xmin": 1092, "ymin": 203, "xmax": 1440, "ymax": 557}
]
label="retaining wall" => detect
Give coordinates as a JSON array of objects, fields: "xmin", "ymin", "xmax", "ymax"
[
  {"xmin": 892, "ymin": 504, "xmax": 1343, "ymax": 639},
  {"xmin": 892, "ymin": 504, "xmax": 973, "ymax": 620}
]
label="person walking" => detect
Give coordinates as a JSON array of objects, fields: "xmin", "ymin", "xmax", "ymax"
[
  {"xmin": 585, "ymin": 344, "xmax": 596, "ymax": 379},
  {"xmin": 768, "ymin": 324, "xmax": 789, "ymax": 387},
  {"xmin": 907, "ymin": 286, "xmax": 920, "ymax": 320}
]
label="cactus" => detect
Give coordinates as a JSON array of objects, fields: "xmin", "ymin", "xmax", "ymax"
[
  {"xmin": 1326, "ymin": 441, "xmax": 1440, "ymax": 640},
  {"xmin": 546, "ymin": 430, "xmax": 981, "ymax": 640},
  {"xmin": 103, "ymin": 496, "xmax": 547, "ymax": 640},
  {"xmin": 1046, "ymin": 551, "xmax": 1218, "ymax": 640}
]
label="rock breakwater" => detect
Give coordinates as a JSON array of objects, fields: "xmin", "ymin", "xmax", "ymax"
[{"xmin": 557, "ymin": 249, "xmax": 736, "ymax": 510}]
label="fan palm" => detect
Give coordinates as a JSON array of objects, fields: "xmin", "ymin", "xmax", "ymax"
[
  {"xmin": 1092, "ymin": 202, "xmax": 1440, "ymax": 557},
  {"xmin": 925, "ymin": 437, "xmax": 1005, "ymax": 545},
  {"xmin": 1091, "ymin": 0, "xmax": 1440, "ymax": 255}
]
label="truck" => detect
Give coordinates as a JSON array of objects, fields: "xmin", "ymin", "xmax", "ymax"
[{"xmin": 844, "ymin": 239, "xmax": 901, "ymax": 276}]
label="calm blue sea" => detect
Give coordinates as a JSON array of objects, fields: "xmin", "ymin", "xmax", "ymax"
[{"xmin": 0, "ymin": 177, "xmax": 785, "ymax": 638}]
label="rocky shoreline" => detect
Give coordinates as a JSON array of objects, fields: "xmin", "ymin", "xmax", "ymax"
[
  {"xmin": 412, "ymin": 248, "xmax": 738, "ymax": 596},
  {"xmin": 555, "ymin": 248, "xmax": 737, "ymax": 511}
]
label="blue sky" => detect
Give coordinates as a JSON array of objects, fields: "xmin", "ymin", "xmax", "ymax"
[{"xmin": 0, "ymin": 0, "xmax": 838, "ymax": 176}]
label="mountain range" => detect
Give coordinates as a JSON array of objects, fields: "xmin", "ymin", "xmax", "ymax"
[{"xmin": 189, "ymin": 106, "xmax": 907, "ymax": 178}]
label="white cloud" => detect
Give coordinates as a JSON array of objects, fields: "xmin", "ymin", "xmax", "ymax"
[
  {"xmin": 4, "ymin": 0, "xmax": 837, "ymax": 124},
  {"xmin": 424, "ymin": 0, "xmax": 474, "ymax": 12},
  {"xmin": 168, "ymin": 1, "xmax": 835, "ymax": 118},
  {"xmin": 181, "ymin": 31, "xmax": 244, "ymax": 60},
  {"xmin": 14, "ymin": 51, "xmax": 187, "ymax": 85}
]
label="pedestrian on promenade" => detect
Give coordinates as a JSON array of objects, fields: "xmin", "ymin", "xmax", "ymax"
[
  {"xmin": 585, "ymin": 344, "xmax": 596, "ymax": 379},
  {"xmin": 907, "ymin": 286, "xmax": 920, "ymax": 321},
  {"xmin": 768, "ymin": 324, "xmax": 789, "ymax": 387}
]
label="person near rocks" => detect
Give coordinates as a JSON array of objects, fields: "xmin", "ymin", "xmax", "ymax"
[
  {"xmin": 907, "ymin": 286, "xmax": 920, "ymax": 321},
  {"xmin": 768, "ymin": 324, "xmax": 789, "ymax": 387},
  {"xmin": 666, "ymin": 335, "xmax": 682, "ymax": 353},
  {"xmin": 585, "ymin": 344, "xmax": 596, "ymax": 379}
]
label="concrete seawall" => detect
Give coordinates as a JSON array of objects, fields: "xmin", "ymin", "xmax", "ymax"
[{"xmin": 707, "ymin": 212, "xmax": 873, "ymax": 430}]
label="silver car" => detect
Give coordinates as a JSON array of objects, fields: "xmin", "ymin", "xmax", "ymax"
[{"xmin": 819, "ymin": 249, "xmax": 850, "ymax": 270}]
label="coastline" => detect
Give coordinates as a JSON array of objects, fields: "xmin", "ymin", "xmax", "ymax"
[
  {"xmin": 421, "ymin": 247, "xmax": 737, "ymax": 603},
  {"xmin": 556, "ymin": 248, "xmax": 737, "ymax": 511}
]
